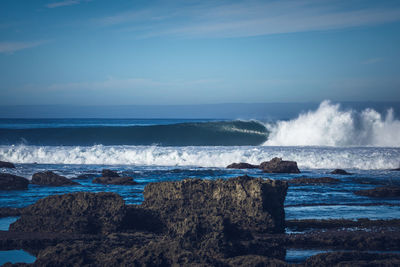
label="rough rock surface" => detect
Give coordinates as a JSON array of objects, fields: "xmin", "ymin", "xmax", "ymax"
[
  {"xmin": 142, "ymin": 175, "xmax": 288, "ymax": 257},
  {"xmin": 226, "ymin": 162, "xmax": 259, "ymax": 169},
  {"xmin": 259, "ymin": 157, "xmax": 300, "ymax": 173},
  {"xmin": 354, "ymin": 186, "xmax": 400, "ymax": 198},
  {"xmin": 10, "ymin": 192, "xmax": 126, "ymax": 234},
  {"xmin": 0, "ymin": 161, "xmax": 16, "ymax": 168},
  {"xmin": 101, "ymin": 169, "xmax": 119, "ymax": 177},
  {"xmin": 0, "ymin": 173, "xmax": 29, "ymax": 190},
  {"xmin": 330, "ymin": 169, "xmax": 351, "ymax": 175},
  {"xmin": 289, "ymin": 177, "xmax": 340, "ymax": 185},
  {"xmin": 31, "ymin": 171, "xmax": 79, "ymax": 186},
  {"xmin": 92, "ymin": 176, "xmax": 138, "ymax": 185},
  {"xmin": 0, "ymin": 207, "xmax": 22, "ymax": 217}
]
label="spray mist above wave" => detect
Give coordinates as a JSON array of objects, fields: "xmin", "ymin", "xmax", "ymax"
[{"xmin": 264, "ymin": 100, "xmax": 400, "ymax": 147}]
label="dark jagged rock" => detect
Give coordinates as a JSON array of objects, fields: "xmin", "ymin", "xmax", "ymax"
[
  {"xmin": 289, "ymin": 177, "xmax": 340, "ymax": 185},
  {"xmin": 73, "ymin": 173, "xmax": 99, "ymax": 180},
  {"xmin": 142, "ymin": 175, "xmax": 288, "ymax": 257},
  {"xmin": 330, "ymin": 169, "xmax": 351, "ymax": 175},
  {"xmin": 259, "ymin": 157, "xmax": 300, "ymax": 173},
  {"xmin": 101, "ymin": 169, "xmax": 119, "ymax": 177},
  {"xmin": 226, "ymin": 162, "xmax": 259, "ymax": 169},
  {"xmin": 354, "ymin": 186, "xmax": 400, "ymax": 198},
  {"xmin": 0, "ymin": 173, "xmax": 29, "ymax": 190},
  {"xmin": 224, "ymin": 255, "xmax": 288, "ymax": 267},
  {"xmin": 10, "ymin": 192, "xmax": 126, "ymax": 234},
  {"xmin": 0, "ymin": 161, "xmax": 16, "ymax": 168},
  {"xmin": 92, "ymin": 176, "xmax": 138, "ymax": 185},
  {"xmin": 0, "ymin": 207, "xmax": 22, "ymax": 217},
  {"xmin": 304, "ymin": 251, "xmax": 400, "ymax": 267},
  {"xmin": 31, "ymin": 171, "xmax": 79, "ymax": 186},
  {"xmin": 391, "ymin": 168, "xmax": 400, "ymax": 171}
]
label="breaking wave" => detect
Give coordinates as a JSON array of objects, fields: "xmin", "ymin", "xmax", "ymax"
[{"xmin": 264, "ymin": 100, "xmax": 400, "ymax": 147}]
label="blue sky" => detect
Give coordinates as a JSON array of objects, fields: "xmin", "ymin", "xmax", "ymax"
[{"xmin": 0, "ymin": 0, "xmax": 400, "ymax": 105}]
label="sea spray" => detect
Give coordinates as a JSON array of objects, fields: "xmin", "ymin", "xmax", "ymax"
[{"xmin": 264, "ymin": 100, "xmax": 400, "ymax": 147}]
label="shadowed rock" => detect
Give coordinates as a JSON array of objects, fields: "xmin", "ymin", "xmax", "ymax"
[
  {"xmin": 0, "ymin": 207, "xmax": 22, "ymax": 217},
  {"xmin": 92, "ymin": 176, "xmax": 138, "ymax": 185},
  {"xmin": 330, "ymin": 169, "xmax": 351, "ymax": 175},
  {"xmin": 0, "ymin": 161, "xmax": 15, "ymax": 168},
  {"xmin": 31, "ymin": 171, "xmax": 79, "ymax": 186},
  {"xmin": 304, "ymin": 251, "xmax": 400, "ymax": 266},
  {"xmin": 0, "ymin": 173, "xmax": 29, "ymax": 190},
  {"xmin": 10, "ymin": 192, "xmax": 126, "ymax": 234},
  {"xmin": 354, "ymin": 186, "xmax": 400, "ymax": 198},
  {"xmin": 259, "ymin": 157, "xmax": 300, "ymax": 173},
  {"xmin": 289, "ymin": 177, "xmax": 340, "ymax": 185},
  {"xmin": 226, "ymin": 162, "xmax": 259, "ymax": 169}
]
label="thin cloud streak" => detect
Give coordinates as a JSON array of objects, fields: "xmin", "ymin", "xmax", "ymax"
[
  {"xmin": 96, "ymin": 0, "xmax": 400, "ymax": 38},
  {"xmin": 0, "ymin": 40, "xmax": 48, "ymax": 54},
  {"xmin": 46, "ymin": 0, "xmax": 83, "ymax": 8}
]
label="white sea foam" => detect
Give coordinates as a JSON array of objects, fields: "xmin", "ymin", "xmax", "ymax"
[
  {"xmin": 1, "ymin": 144, "xmax": 399, "ymax": 170},
  {"xmin": 264, "ymin": 100, "xmax": 400, "ymax": 147}
]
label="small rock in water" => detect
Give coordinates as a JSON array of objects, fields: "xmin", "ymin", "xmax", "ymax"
[
  {"xmin": 330, "ymin": 169, "xmax": 351, "ymax": 175},
  {"xmin": 31, "ymin": 171, "xmax": 79, "ymax": 186},
  {"xmin": 0, "ymin": 161, "xmax": 16, "ymax": 168},
  {"xmin": 289, "ymin": 177, "xmax": 340, "ymax": 185},
  {"xmin": 226, "ymin": 162, "xmax": 259, "ymax": 169},
  {"xmin": 0, "ymin": 173, "xmax": 29, "ymax": 190},
  {"xmin": 259, "ymin": 157, "xmax": 300, "ymax": 173}
]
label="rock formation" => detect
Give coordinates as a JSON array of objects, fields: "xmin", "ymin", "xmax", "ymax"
[
  {"xmin": 31, "ymin": 171, "xmax": 79, "ymax": 186},
  {"xmin": 0, "ymin": 173, "xmax": 29, "ymax": 190},
  {"xmin": 0, "ymin": 161, "xmax": 15, "ymax": 168},
  {"xmin": 260, "ymin": 157, "xmax": 300, "ymax": 173},
  {"xmin": 226, "ymin": 162, "xmax": 259, "ymax": 169},
  {"xmin": 354, "ymin": 186, "xmax": 400, "ymax": 198}
]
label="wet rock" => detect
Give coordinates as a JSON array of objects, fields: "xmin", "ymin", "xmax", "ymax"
[
  {"xmin": 0, "ymin": 161, "xmax": 15, "ymax": 168},
  {"xmin": 391, "ymin": 168, "xmax": 400, "ymax": 171},
  {"xmin": 304, "ymin": 251, "xmax": 400, "ymax": 267},
  {"xmin": 0, "ymin": 207, "xmax": 22, "ymax": 217},
  {"xmin": 10, "ymin": 192, "xmax": 126, "ymax": 234},
  {"xmin": 0, "ymin": 173, "xmax": 29, "ymax": 190},
  {"xmin": 226, "ymin": 162, "xmax": 259, "ymax": 169},
  {"xmin": 73, "ymin": 173, "xmax": 99, "ymax": 180},
  {"xmin": 224, "ymin": 255, "xmax": 288, "ymax": 267},
  {"xmin": 142, "ymin": 175, "xmax": 288, "ymax": 256},
  {"xmin": 31, "ymin": 171, "xmax": 79, "ymax": 186},
  {"xmin": 101, "ymin": 169, "xmax": 119, "ymax": 177},
  {"xmin": 354, "ymin": 186, "xmax": 400, "ymax": 198},
  {"xmin": 330, "ymin": 169, "xmax": 351, "ymax": 175},
  {"xmin": 259, "ymin": 157, "xmax": 300, "ymax": 173},
  {"xmin": 289, "ymin": 177, "xmax": 340, "ymax": 185},
  {"xmin": 92, "ymin": 176, "xmax": 138, "ymax": 185}
]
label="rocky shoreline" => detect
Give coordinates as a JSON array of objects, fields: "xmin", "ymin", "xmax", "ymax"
[{"xmin": 1, "ymin": 159, "xmax": 400, "ymax": 266}]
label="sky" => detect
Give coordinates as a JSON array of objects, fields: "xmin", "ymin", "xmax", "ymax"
[{"xmin": 0, "ymin": 0, "xmax": 400, "ymax": 105}]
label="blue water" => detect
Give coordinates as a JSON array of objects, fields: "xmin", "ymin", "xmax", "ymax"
[{"xmin": 0, "ymin": 250, "xmax": 36, "ymax": 265}]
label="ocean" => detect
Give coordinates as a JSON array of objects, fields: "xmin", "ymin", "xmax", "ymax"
[{"xmin": 1, "ymin": 100, "xmax": 400, "ymax": 218}]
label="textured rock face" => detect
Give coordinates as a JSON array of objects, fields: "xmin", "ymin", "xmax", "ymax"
[
  {"xmin": 31, "ymin": 171, "xmax": 79, "ymax": 186},
  {"xmin": 289, "ymin": 177, "xmax": 340, "ymax": 185},
  {"xmin": 0, "ymin": 161, "xmax": 15, "ymax": 168},
  {"xmin": 10, "ymin": 192, "xmax": 126, "ymax": 234},
  {"xmin": 260, "ymin": 157, "xmax": 300, "ymax": 174},
  {"xmin": 92, "ymin": 176, "xmax": 138, "ymax": 185},
  {"xmin": 0, "ymin": 173, "xmax": 29, "ymax": 190},
  {"xmin": 354, "ymin": 186, "xmax": 400, "ymax": 198},
  {"xmin": 226, "ymin": 162, "xmax": 259, "ymax": 169}
]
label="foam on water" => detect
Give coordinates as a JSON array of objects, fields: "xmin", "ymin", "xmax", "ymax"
[
  {"xmin": 1, "ymin": 144, "xmax": 399, "ymax": 169},
  {"xmin": 264, "ymin": 100, "xmax": 400, "ymax": 147}
]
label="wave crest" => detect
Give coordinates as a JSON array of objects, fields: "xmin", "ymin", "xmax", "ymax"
[{"xmin": 264, "ymin": 100, "xmax": 400, "ymax": 147}]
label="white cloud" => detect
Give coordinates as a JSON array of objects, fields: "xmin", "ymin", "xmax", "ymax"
[
  {"xmin": 0, "ymin": 40, "xmax": 48, "ymax": 54},
  {"xmin": 46, "ymin": 0, "xmax": 87, "ymax": 8},
  {"xmin": 96, "ymin": 0, "xmax": 400, "ymax": 38}
]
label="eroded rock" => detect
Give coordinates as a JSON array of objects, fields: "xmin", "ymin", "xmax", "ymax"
[
  {"xmin": 92, "ymin": 176, "xmax": 138, "ymax": 185},
  {"xmin": 330, "ymin": 169, "xmax": 351, "ymax": 175},
  {"xmin": 354, "ymin": 186, "xmax": 400, "ymax": 198},
  {"xmin": 0, "ymin": 161, "xmax": 15, "ymax": 168},
  {"xmin": 226, "ymin": 162, "xmax": 259, "ymax": 169},
  {"xmin": 289, "ymin": 177, "xmax": 340, "ymax": 185}
]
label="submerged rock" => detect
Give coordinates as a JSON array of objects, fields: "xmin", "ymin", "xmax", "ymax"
[
  {"xmin": 259, "ymin": 157, "xmax": 300, "ymax": 173},
  {"xmin": 330, "ymin": 169, "xmax": 351, "ymax": 175},
  {"xmin": 289, "ymin": 177, "xmax": 340, "ymax": 185},
  {"xmin": 0, "ymin": 173, "xmax": 29, "ymax": 190},
  {"xmin": 10, "ymin": 192, "xmax": 126, "ymax": 234},
  {"xmin": 102, "ymin": 169, "xmax": 119, "ymax": 177},
  {"xmin": 226, "ymin": 162, "xmax": 259, "ymax": 169},
  {"xmin": 0, "ymin": 161, "xmax": 15, "ymax": 168},
  {"xmin": 92, "ymin": 176, "xmax": 138, "ymax": 185},
  {"xmin": 31, "ymin": 171, "xmax": 79, "ymax": 186},
  {"xmin": 354, "ymin": 186, "xmax": 400, "ymax": 198}
]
